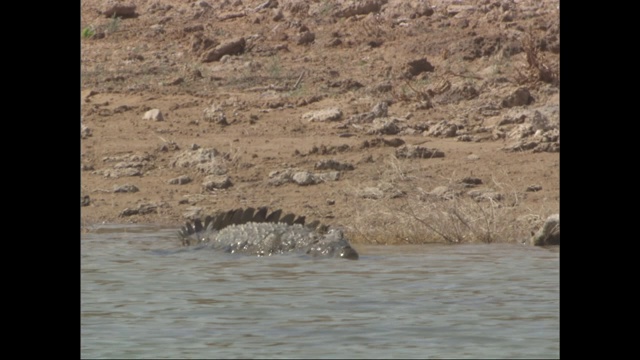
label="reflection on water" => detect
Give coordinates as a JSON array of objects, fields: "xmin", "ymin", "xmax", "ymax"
[{"xmin": 81, "ymin": 225, "xmax": 559, "ymax": 359}]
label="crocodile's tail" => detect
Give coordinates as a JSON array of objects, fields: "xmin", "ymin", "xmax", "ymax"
[{"xmin": 179, "ymin": 207, "xmax": 329, "ymax": 246}]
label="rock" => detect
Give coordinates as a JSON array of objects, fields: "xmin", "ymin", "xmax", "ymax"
[
  {"xmin": 272, "ymin": 9, "xmax": 284, "ymax": 21},
  {"xmin": 201, "ymin": 37, "xmax": 246, "ymax": 62},
  {"xmin": 315, "ymin": 160, "xmax": 354, "ymax": 171},
  {"xmin": 502, "ymin": 88, "xmax": 534, "ymax": 108},
  {"xmin": 168, "ymin": 175, "xmax": 192, "ymax": 185},
  {"xmin": 99, "ymin": 168, "xmax": 142, "ymax": 178},
  {"xmin": 395, "ymin": 145, "xmax": 445, "ymax": 159},
  {"xmin": 143, "ymin": 109, "xmax": 164, "ymax": 121},
  {"xmin": 427, "ymin": 121, "xmax": 458, "ymax": 137},
  {"xmin": 119, "ymin": 203, "xmax": 158, "ymax": 217},
  {"xmin": 302, "ymin": 108, "xmax": 343, "ymax": 122},
  {"xmin": 202, "ymin": 175, "xmax": 233, "ymax": 190},
  {"xmin": 334, "ymin": 0, "xmax": 387, "ymax": 18},
  {"xmin": 102, "ymin": 1, "xmax": 137, "ymax": 18},
  {"xmin": 404, "ymin": 58, "xmax": 435, "ymax": 77},
  {"xmin": 468, "ymin": 189, "xmax": 503, "ymax": 202},
  {"xmin": 297, "ymin": 31, "xmax": 315, "ymax": 45},
  {"xmin": 81, "ymin": 195, "xmax": 90, "ymax": 207},
  {"xmin": 182, "ymin": 207, "xmax": 203, "ymax": 220},
  {"xmin": 113, "ymin": 184, "xmax": 139, "ymax": 193},
  {"xmin": 81, "ymin": 124, "xmax": 92, "ymax": 139},
  {"xmin": 268, "ymin": 169, "xmax": 340, "ymax": 186},
  {"xmin": 292, "ymin": 171, "xmax": 318, "ymax": 185},
  {"xmin": 367, "ymin": 119, "xmax": 403, "ymax": 135},
  {"xmin": 359, "ymin": 187, "xmax": 384, "ymax": 199},
  {"xmin": 530, "ymin": 214, "xmax": 559, "ymax": 246},
  {"xmin": 526, "ymin": 185, "xmax": 542, "ymax": 192},
  {"xmin": 348, "ymin": 102, "xmax": 389, "ymax": 123},
  {"xmin": 171, "ymin": 148, "xmax": 227, "ymax": 175},
  {"xmin": 203, "ymin": 104, "xmax": 228, "ymax": 125},
  {"xmin": 460, "ymin": 177, "xmax": 482, "ymax": 186}
]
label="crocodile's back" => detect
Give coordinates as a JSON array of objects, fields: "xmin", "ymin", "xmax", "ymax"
[{"xmin": 178, "ymin": 207, "xmax": 359, "ymax": 260}]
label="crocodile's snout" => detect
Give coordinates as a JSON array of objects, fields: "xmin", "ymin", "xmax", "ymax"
[{"xmin": 340, "ymin": 246, "xmax": 359, "ymax": 260}]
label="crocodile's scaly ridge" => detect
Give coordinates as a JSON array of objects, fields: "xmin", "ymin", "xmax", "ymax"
[{"xmin": 178, "ymin": 207, "xmax": 359, "ymax": 260}]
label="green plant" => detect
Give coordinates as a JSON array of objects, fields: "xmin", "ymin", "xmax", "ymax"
[{"xmin": 81, "ymin": 26, "xmax": 95, "ymax": 39}]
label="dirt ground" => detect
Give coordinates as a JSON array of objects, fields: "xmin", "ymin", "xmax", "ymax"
[{"xmin": 80, "ymin": 0, "xmax": 559, "ymax": 245}]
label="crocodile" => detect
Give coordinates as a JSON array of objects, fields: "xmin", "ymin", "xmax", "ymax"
[{"xmin": 178, "ymin": 207, "xmax": 359, "ymax": 260}]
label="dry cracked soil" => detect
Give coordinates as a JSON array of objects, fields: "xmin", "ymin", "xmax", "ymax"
[{"xmin": 81, "ymin": 0, "xmax": 559, "ymax": 245}]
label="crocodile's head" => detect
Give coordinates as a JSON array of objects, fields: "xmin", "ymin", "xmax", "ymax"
[{"xmin": 306, "ymin": 229, "xmax": 359, "ymax": 260}]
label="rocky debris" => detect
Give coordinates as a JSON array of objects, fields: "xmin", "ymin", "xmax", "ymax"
[
  {"xmin": 426, "ymin": 120, "xmax": 459, "ymax": 138},
  {"xmin": 201, "ymin": 37, "xmax": 246, "ymax": 62},
  {"xmin": 81, "ymin": 195, "xmax": 91, "ymax": 207},
  {"xmin": 315, "ymin": 159, "xmax": 354, "ymax": 171},
  {"xmin": 268, "ymin": 169, "xmax": 340, "ymax": 186},
  {"xmin": 530, "ymin": 214, "xmax": 559, "ymax": 246},
  {"xmin": 171, "ymin": 148, "xmax": 227, "ymax": 175},
  {"xmin": 334, "ymin": 0, "xmax": 387, "ymax": 18},
  {"xmin": 450, "ymin": 35, "xmax": 502, "ymax": 61},
  {"xmin": 96, "ymin": 153, "xmax": 154, "ymax": 178},
  {"xmin": 502, "ymin": 88, "xmax": 534, "ymax": 108},
  {"xmin": 361, "ymin": 137, "xmax": 405, "ymax": 148},
  {"xmin": 460, "ymin": 177, "xmax": 482, "ymax": 187},
  {"xmin": 119, "ymin": 203, "xmax": 158, "ymax": 217},
  {"xmin": 158, "ymin": 142, "xmax": 180, "ymax": 152},
  {"xmin": 404, "ymin": 58, "xmax": 435, "ymax": 78},
  {"xmin": 182, "ymin": 206, "xmax": 203, "ymax": 220},
  {"xmin": 526, "ymin": 185, "xmax": 542, "ymax": 192},
  {"xmin": 203, "ymin": 104, "xmax": 228, "ymax": 125},
  {"xmin": 468, "ymin": 189, "xmax": 504, "ymax": 202},
  {"xmin": 190, "ymin": 34, "xmax": 218, "ymax": 55},
  {"xmin": 423, "ymin": 186, "xmax": 460, "ymax": 201},
  {"xmin": 143, "ymin": 109, "xmax": 164, "ymax": 121},
  {"xmin": 396, "ymin": 145, "xmax": 445, "ymax": 159},
  {"xmin": 113, "ymin": 184, "xmax": 139, "ymax": 193},
  {"xmin": 357, "ymin": 183, "xmax": 405, "ymax": 199},
  {"xmin": 202, "ymin": 175, "xmax": 233, "ymax": 190},
  {"xmin": 502, "ymin": 110, "xmax": 559, "ymax": 153},
  {"xmin": 302, "ymin": 108, "xmax": 343, "ymax": 122},
  {"xmin": 102, "ymin": 1, "xmax": 137, "ymax": 18},
  {"xmin": 168, "ymin": 175, "xmax": 192, "ymax": 185},
  {"xmin": 347, "ymin": 102, "xmax": 388, "ymax": 123},
  {"xmin": 435, "ymin": 85, "xmax": 479, "ymax": 105},
  {"xmin": 98, "ymin": 168, "xmax": 142, "ymax": 178},
  {"xmin": 81, "ymin": 124, "xmax": 92, "ymax": 139},
  {"xmin": 81, "ymin": 164, "xmax": 95, "ymax": 171},
  {"xmin": 297, "ymin": 31, "xmax": 315, "ymax": 45},
  {"xmin": 370, "ymin": 81, "xmax": 393, "ymax": 94},
  {"xmin": 296, "ymin": 144, "xmax": 351, "ymax": 156},
  {"xmin": 367, "ymin": 118, "xmax": 404, "ymax": 135}
]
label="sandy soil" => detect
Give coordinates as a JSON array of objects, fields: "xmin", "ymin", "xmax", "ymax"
[{"xmin": 80, "ymin": 0, "xmax": 559, "ymax": 244}]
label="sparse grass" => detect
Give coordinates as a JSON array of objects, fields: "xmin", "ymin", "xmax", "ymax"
[
  {"xmin": 346, "ymin": 158, "xmax": 557, "ymax": 245},
  {"xmin": 107, "ymin": 14, "xmax": 121, "ymax": 34},
  {"xmin": 516, "ymin": 30, "xmax": 559, "ymax": 87},
  {"xmin": 268, "ymin": 54, "xmax": 283, "ymax": 79},
  {"xmin": 82, "ymin": 26, "xmax": 95, "ymax": 39}
]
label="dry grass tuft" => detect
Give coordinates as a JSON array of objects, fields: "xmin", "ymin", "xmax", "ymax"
[
  {"xmin": 517, "ymin": 30, "xmax": 559, "ymax": 87},
  {"xmin": 345, "ymin": 159, "xmax": 557, "ymax": 245}
]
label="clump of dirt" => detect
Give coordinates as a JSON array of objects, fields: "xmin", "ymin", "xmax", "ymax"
[{"xmin": 81, "ymin": 0, "xmax": 559, "ymax": 244}]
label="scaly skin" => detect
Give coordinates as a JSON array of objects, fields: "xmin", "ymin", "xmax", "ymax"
[{"xmin": 179, "ymin": 208, "xmax": 359, "ymax": 260}]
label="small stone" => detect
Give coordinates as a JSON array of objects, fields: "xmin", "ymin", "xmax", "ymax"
[
  {"xmin": 143, "ymin": 109, "xmax": 164, "ymax": 121},
  {"xmin": 168, "ymin": 175, "xmax": 192, "ymax": 185},
  {"xmin": 113, "ymin": 184, "xmax": 139, "ymax": 193}
]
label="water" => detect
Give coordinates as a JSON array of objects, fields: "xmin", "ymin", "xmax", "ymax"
[{"xmin": 81, "ymin": 224, "xmax": 559, "ymax": 359}]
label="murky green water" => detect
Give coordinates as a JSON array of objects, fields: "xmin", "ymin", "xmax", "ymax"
[{"xmin": 81, "ymin": 224, "xmax": 559, "ymax": 359}]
